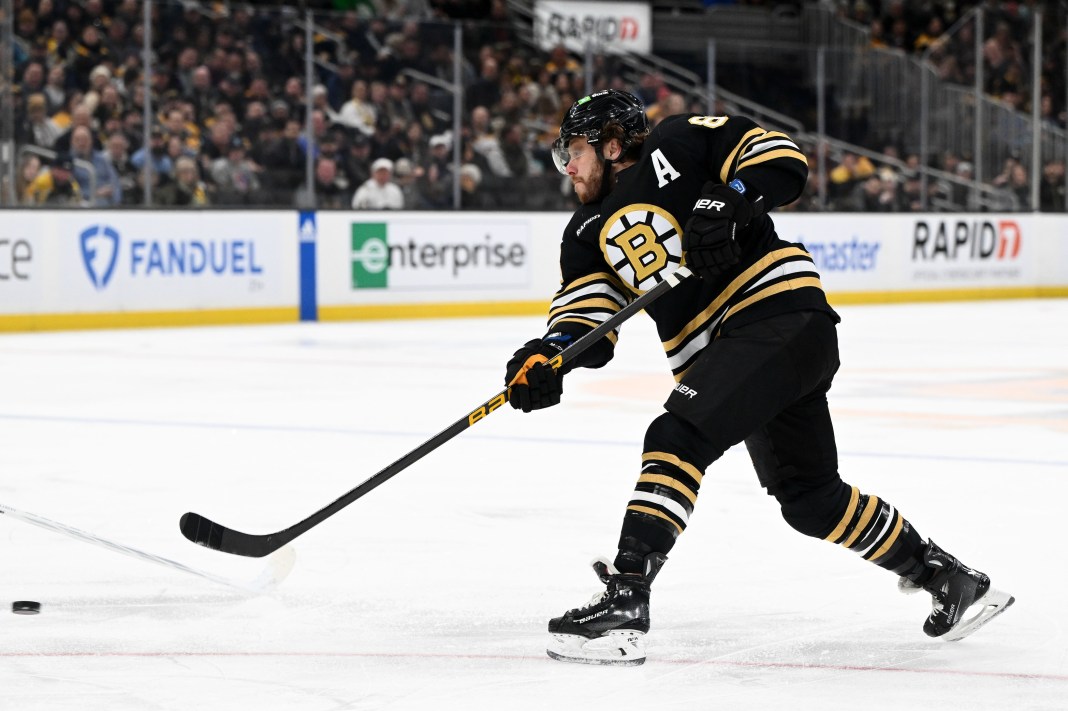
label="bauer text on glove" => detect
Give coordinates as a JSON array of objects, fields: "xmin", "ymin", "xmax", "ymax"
[{"xmin": 682, "ymin": 181, "xmax": 754, "ymax": 279}]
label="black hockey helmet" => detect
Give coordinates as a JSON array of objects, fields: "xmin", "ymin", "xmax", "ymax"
[{"xmin": 551, "ymin": 90, "xmax": 649, "ymax": 174}]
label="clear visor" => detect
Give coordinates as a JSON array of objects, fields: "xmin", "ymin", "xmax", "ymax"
[{"xmin": 550, "ymin": 136, "xmax": 572, "ymax": 175}]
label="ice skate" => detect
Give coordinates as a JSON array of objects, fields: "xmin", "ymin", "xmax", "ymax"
[
  {"xmin": 546, "ymin": 552, "xmax": 666, "ymax": 666},
  {"xmin": 899, "ymin": 539, "xmax": 1014, "ymax": 642}
]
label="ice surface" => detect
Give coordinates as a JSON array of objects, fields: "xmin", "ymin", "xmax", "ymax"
[{"xmin": 2, "ymin": 299, "xmax": 1066, "ymax": 710}]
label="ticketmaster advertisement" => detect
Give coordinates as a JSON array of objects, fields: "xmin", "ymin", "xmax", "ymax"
[
  {"xmin": 0, "ymin": 211, "xmax": 297, "ymax": 319},
  {"xmin": 315, "ymin": 213, "xmax": 560, "ymax": 315}
]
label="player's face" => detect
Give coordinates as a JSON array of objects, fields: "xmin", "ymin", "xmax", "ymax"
[{"xmin": 564, "ymin": 137, "xmax": 603, "ymax": 204}]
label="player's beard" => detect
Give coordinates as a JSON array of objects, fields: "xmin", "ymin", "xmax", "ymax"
[{"xmin": 574, "ymin": 161, "xmax": 613, "ymax": 204}]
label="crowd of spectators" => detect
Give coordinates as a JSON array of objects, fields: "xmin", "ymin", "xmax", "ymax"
[
  {"xmin": 837, "ymin": 0, "xmax": 1066, "ymax": 128},
  {"xmin": 5, "ymin": 0, "xmax": 1066, "ymax": 212},
  {"xmin": 7, "ymin": 0, "xmax": 594, "ymax": 209},
  {"xmin": 819, "ymin": 0, "xmax": 1066, "ymax": 212}
]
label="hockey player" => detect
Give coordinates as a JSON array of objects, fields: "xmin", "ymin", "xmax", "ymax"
[{"xmin": 504, "ymin": 90, "xmax": 1014, "ymax": 666}]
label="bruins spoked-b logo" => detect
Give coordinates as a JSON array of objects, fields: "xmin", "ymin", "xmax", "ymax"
[{"xmin": 599, "ymin": 203, "xmax": 683, "ymax": 293}]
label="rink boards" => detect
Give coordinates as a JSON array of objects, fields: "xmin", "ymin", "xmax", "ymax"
[{"xmin": 1, "ymin": 210, "xmax": 1066, "ymax": 331}]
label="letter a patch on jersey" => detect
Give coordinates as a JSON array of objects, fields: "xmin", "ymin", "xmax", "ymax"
[{"xmin": 651, "ymin": 149, "xmax": 680, "ymax": 188}]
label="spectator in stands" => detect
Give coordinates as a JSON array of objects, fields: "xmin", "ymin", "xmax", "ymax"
[
  {"xmin": 100, "ymin": 131, "xmax": 133, "ymax": 206},
  {"xmin": 311, "ymin": 84, "xmax": 340, "ymax": 126},
  {"xmin": 21, "ymin": 93, "xmax": 63, "ymax": 149},
  {"xmin": 467, "ymin": 55, "xmax": 502, "ymax": 113},
  {"xmin": 1006, "ymin": 162, "xmax": 1030, "ymax": 210},
  {"xmin": 544, "ymin": 44, "xmax": 581, "ymax": 86},
  {"xmin": 399, "ymin": 120, "xmax": 429, "ymax": 167},
  {"xmin": 984, "ymin": 21, "xmax": 1025, "ymax": 99},
  {"xmin": 20, "ymin": 61, "xmax": 47, "ymax": 99},
  {"xmin": 45, "ymin": 19, "xmax": 74, "ymax": 67},
  {"xmin": 912, "ymin": 16, "xmax": 945, "ymax": 54},
  {"xmin": 352, "ymin": 157, "xmax": 405, "ymax": 209},
  {"xmin": 469, "ymin": 105, "xmax": 508, "ymax": 177},
  {"xmin": 392, "ymin": 157, "xmax": 421, "ymax": 208},
  {"xmin": 459, "ymin": 162, "xmax": 495, "ymax": 210},
  {"xmin": 338, "ymin": 79, "xmax": 377, "ymax": 136},
  {"xmin": 370, "ymin": 114, "xmax": 406, "ymax": 162},
  {"xmin": 71, "ymin": 23, "xmax": 111, "ymax": 88},
  {"xmin": 382, "ymin": 77, "xmax": 414, "ymax": 127},
  {"xmin": 42, "ymin": 64, "xmax": 68, "ymax": 115},
  {"xmin": 499, "ymin": 122, "xmax": 536, "ymax": 178},
  {"xmin": 210, "ymin": 138, "xmax": 261, "ymax": 206},
  {"xmin": 70, "ymin": 125, "xmax": 103, "ymax": 203},
  {"xmin": 83, "ymin": 65, "xmax": 113, "ymax": 111},
  {"xmin": 1039, "ymin": 159, "xmax": 1066, "ymax": 212},
  {"xmin": 295, "ymin": 156, "xmax": 349, "ymax": 209},
  {"xmin": 340, "ymin": 131, "xmax": 373, "ymax": 195},
  {"xmin": 647, "ymin": 91, "xmax": 687, "ymax": 127},
  {"xmin": 130, "ymin": 125, "xmax": 173, "ymax": 181},
  {"xmin": 259, "ymin": 118, "xmax": 305, "ymax": 202},
  {"xmin": 23, "ymin": 152, "xmax": 84, "ymax": 206},
  {"xmin": 156, "ymin": 155, "xmax": 209, "ymax": 206},
  {"xmin": 414, "ymin": 132, "xmax": 455, "ymax": 209},
  {"xmin": 52, "ymin": 102, "xmax": 100, "ymax": 153},
  {"xmin": 409, "ymin": 80, "xmax": 449, "ymax": 136},
  {"xmin": 16, "ymin": 154, "xmax": 42, "ymax": 202},
  {"xmin": 829, "ymin": 151, "xmax": 876, "ymax": 205},
  {"xmin": 850, "ymin": 169, "xmax": 903, "ymax": 211}
]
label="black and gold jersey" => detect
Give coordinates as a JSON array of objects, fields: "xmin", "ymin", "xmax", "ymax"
[{"xmin": 545, "ymin": 113, "xmax": 839, "ymax": 381}]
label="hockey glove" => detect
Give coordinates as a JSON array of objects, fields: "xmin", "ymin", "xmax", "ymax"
[
  {"xmin": 505, "ymin": 338, "xmax": 564, "ymax": 412},
  {"xmin": 682, "ymin": 181, "xmax": 754, "ymax": 279}
]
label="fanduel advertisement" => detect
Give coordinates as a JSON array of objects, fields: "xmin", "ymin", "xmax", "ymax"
[
  {"xmin": 79, "ymin": 223, "xmax": 264, "ymax": 290},
  {"xmin": 349, "ymin": 219, "xmax": 530, "ymax": 290}
]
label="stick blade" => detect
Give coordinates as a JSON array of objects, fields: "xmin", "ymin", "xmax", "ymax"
[{"xmin": 179, "ymin": 512, "xmax": 278, "ymax": 558}]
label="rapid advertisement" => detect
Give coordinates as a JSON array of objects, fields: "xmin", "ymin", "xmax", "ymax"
[
  {"xmin": 0, "ymin": 211, "xmax": 297, "ymax": 324},
  {"xmin": 774, "ymin": 213, "xmax": 1038, "ymax": 299}
]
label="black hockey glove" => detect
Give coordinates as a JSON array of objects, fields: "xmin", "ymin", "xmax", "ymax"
[
  {"xmin": 505, "ymin": 338, "xmax": 564, "ymax": 413},
  {"xmin": 682, "ymin": 181, "xmax": 754, "ymax": 279}
]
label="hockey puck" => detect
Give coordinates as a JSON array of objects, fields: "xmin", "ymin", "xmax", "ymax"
[{"xmin": 12, "ymin": 601, "xmax": 41, "ymax": 615}]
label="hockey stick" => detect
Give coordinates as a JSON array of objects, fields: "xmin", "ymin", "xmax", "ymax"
[
  {"xmin": 1, "ymin": 502, "xmax": 295, "ymax": 593},
  {"xmin": 180, "ymin": 266, "xmax": 696, "ymax": 558}
]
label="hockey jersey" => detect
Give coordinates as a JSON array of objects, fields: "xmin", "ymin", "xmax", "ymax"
[{"xmin": 545, "ymin": 113, "xmax": 838, "ymax": 381}]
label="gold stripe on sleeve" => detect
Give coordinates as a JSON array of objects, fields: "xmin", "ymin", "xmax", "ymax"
[
  {"xmin": 736, "ymin": 148, "xmax": 809, "ymax": 171},
  {"xmin": 719, "ymin": 128, "xmax": 767, "ymax": 183}
]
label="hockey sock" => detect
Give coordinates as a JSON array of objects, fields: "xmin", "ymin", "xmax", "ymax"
[
  {"xmin": 615, "ymin": 413, "xmax": 720, "ymax": 574},
  {"xmin": 823, "ymin": 486, "xmax": 925, "ymax": 575},
  {"xmin": 775, "ymin": 476, "xmax": 926, "ymax": 577}
]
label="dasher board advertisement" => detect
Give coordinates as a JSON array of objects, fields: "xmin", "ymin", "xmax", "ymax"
[{"xmin": 0, "ymin": 211, "xmax": 297, "ymax": 315}]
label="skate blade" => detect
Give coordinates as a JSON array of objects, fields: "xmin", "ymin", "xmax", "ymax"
[
  {"xmin": 546, "ymin": 630, "xmax": 646, "ymax": 667},
  {"xmin": 941, "ymin": 586, "xmax": 1015, "ymax": 642}
]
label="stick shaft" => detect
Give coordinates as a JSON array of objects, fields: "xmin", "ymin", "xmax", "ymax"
[{"xmin": 181, "ymin": 268, "xmax": 694, "ymax": 557}]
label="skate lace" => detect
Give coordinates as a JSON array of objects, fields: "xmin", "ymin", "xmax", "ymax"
[{"xmin": 581, "ymin": 590, "xmax": 608, "ymax": 609}]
